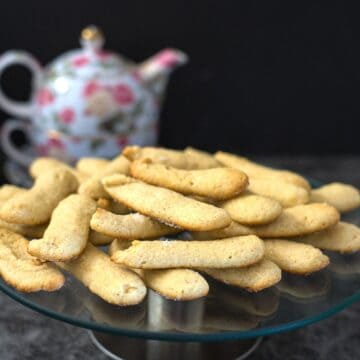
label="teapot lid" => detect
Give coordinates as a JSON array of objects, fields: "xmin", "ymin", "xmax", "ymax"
[{"xmin": 46, "ymin": 26, "xmax": 132, "ymax": 79}]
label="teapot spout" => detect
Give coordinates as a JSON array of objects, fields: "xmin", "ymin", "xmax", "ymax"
[{"xmin": 137, "ymin": 48, "xmax": 188, "ymax": 82}]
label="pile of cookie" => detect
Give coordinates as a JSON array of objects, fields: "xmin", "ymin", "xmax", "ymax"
[{"xmin": 0, "ymin": 146, "xmax": 360, "ymax": 306}]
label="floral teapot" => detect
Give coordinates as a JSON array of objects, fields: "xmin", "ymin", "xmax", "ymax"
[{"xmin": 0, "ymin": 25, "xmax": 187, "ymax": 166}]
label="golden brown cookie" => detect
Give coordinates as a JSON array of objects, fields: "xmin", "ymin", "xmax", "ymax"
[
  {"xmin": 96, "ymin": 198, "xmax": 130, "ymax": 214},
  {"xmin": 0, "ymin": 228, "xmax": 65, "ymax": 292},
  {"xmin": 221, "ymin": 193, "xmax": 282, "ymax": 225},
  {"xmin": 75, "ymin": 157, "xmax": 110, "ymax": 175},
  {"xmin": 191, "ymin": 221, "xmax": 253, "ymax": 240},
  {"xmin": 102, "ymin": 174, "xmax": 231, "ymax": 231},
  {"xmin": 91, "ymin": 208, "xmax": 179, "ymax": 240},
  {"xmin": 58, "ymin": 243, "xmax": 146, "ymax": 305},
  {"xmin": 201, "ymin": 259, "xmax": 282, "ymax": 292},
  {"xmin": 252, "ymin": 203, "xmax": 340, "ymax": 238},
  {"xmin": 264, "ymin": 239, "xmax": 329, "ymax": 274},
  {"xmin": 123, "ymin": 146, "xmax": 219, "ymax": 169},
  {"xmin": 0, "ymin": 185, "xmax": 26, "ymax": 202},
  {"xmin": 247, "ymin": 178, "xmax": 309, "ymax": 208},
  {"xmin": 0, "ymin": 184, "xmax": 47, "ymax": 239},
  {"xmin": 78, "ymin": 155, "xmax": 130, "ymax": 199},
  {"xmin": 295, "ymin": 222, "xmax": 360, "ymax": 253},
  {"xmin": 130, "ymin": 159, "xmax": 248, "ymax": 200},
  {"xmin": 0, "ymin": 219, "xmax": 46, "ymax": 239},
  {"xmin": 0, "ymin": 168, "xmax": 78, "ymax": 225},
  {"xmin": 0, "ymin": 185, "xmax": 47, "ymax": 238},
  {"xmin": 111, "ymin": 236, "xmax": 264, "ymax": 269},
  {"xmin": 310, "ymin": 182, "xmax": 360, "ymax": 213},
  {"xmin": 109, "ymin": 239, "xmax": 209, "ymax": 300},
  {"xmin": 215, "ymin": 151, "xmax": 311, "ymax": 190},
  {"xmin": 89, "ymin": 230, "xmax": 113, "ymax": 246},
  {"xmin": 183, "ymin": 147, "xmax": 221, "ymax": 168},
  {"xmin": 143, "ymin": 269, "xmax": 209, "ymax": 300},
  {"xmin": 29, "ymin": 157, "xmax": 88, "ymax": 183},
  {"xmin": 28, "ymin": 194, "xmax": 97, "ymax": 261}
]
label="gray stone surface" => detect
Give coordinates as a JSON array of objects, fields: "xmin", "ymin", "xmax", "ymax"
[{"xmin": 0, "ymin": 155, "xmax": 360, "ymax": 360}]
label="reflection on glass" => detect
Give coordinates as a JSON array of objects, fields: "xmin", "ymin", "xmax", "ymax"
[
  {"xmin": 84, "ymin": 294, "xmax": 145, "ymax": 328},
  {"xmin": 329, "ymin": 251, "xmax": 360, "ymax": 276},
  {"xmin": 147, "ymin": 289, "xmax": 205, "ymax": 332},
  {"xmin": 276, "ymin": 270, "xmax": 331, "ymax": 301},
  {"xmin": 210, "ymin": 281, "xmax": 279, "ymax": 317}
]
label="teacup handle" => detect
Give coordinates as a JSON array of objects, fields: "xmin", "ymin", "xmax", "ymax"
[
  {"xmin": 0, "ymin": 51, "xmax": 43, "ymax": 118},
  {"xmin": 1, "ymin": 119, "xmax": 34, "ymax": 167}
]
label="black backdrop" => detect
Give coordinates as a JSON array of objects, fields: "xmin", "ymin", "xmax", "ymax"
[{"xmin": 0, "ymin": 0, "xmax": 359, "ymax": 154}]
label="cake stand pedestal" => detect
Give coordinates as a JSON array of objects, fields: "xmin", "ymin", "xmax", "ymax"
[{"xmin": 89, "ymin": 331, "xmax": 263, "ymax": 360}]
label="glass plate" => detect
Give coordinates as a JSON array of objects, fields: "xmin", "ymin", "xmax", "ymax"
[{"xmin": 1, "ymin": 179, "xmax": 360, "ymax": 342}]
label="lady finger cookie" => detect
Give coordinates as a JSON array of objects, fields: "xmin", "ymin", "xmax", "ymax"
[
  {"xmin": 78, "ymin": 155, "xmax": 130, "ymax": 199},
  {"xmin": 58, "ymin": 243, "xmax": 146, "ymax": 306},
  {"xmin": 183, "ymin": 147, "xmax": 221, "ymax": 168},
  {"xmin": 97, "ymin": 198, "xmax": 130, "ymax": 214},
  {"xmin": 29, "ymin": 157, "xmax": 88, "ymax": 183},
  {"xmin": 191, "ymin": 221, "xmax": 253, "ymax": 240},
  {"xmin": 102, "ymin": 175, "xmax": 231, "ymax": 231},
  {"xmin": 221, "ymin": 193, "xmax": 282, "ymax": 225},
  {"xmin": 111, "ymin": 236, "xmax": 264, "ymax": 269},
  {"xmin": 202, "ymin": 259, "xmax": 282, "ymax": 292},
  {"xmin": 142, "ymin": 269, "xmax": 209, "ymax": 300},
  {"xmin": 0, "ymin": 228, "xmax": 65, "ymax": 292},
  {"xmin": 110, "ymin": 240, "xmax": 209, "ymax": 301},
  {"xmin": 247, "ymin": 178, "xmax": 309, "ymax": 208},
  {"xmin": 0, "ymin": 219, "xmax": 46, "ymax": 239},
  {"xmin": 28, "ymin": 194, "xmax": 97, "ymax": 261},
  {"xmin": 252, "ymin": 203, "xmax": 340, "ymax": 238},
  {"xmin": 123, "ymin": 146, "xmax": 219, "ymax": 169},
  {"xmin": 0, "ymin": 168, "xmax": 78, "ymax": 225},
  {"xmin": 76, "ymin": 157, "xmax": 110, "ymax": 175},
  {"xmin": 0, "ymin": 185, "xmax": 47, "ymax": 238},
  {"xmin": 295, "ymin": 222, "xmax": 360, "ymax": 253},
  {"xmin": 130, "ymin": 159, "xmax": 248, "ymax": 200},
  {"xmin": 215, "ymin": 151, "xmax": 311, "ymax": 190},
  {"xmin": 310, "ymin": 182, "xmax": 360, "ymax": 212},
  {"xmin": 91, "ymin": 208, "xmax": 179, "ymax": 239},
  {"xmin": 0, "ymin": 185, "xmax": 26, "ymax": 202},
  {"xmin": 264, "ymin": 239, "xmax": 329, "ymax": 275},
  {"xmin": 89, "ymin": 230, "xmax": 113, "ymax": 246}
]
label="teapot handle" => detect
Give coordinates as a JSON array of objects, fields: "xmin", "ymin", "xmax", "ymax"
[{"xmin": 0, "ymin": 51, "xmax": 43, "ymax": 118}]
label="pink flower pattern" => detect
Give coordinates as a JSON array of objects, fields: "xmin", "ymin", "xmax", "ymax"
[
  {"xmin": 72, "ymin": 56, "xmax": 89, "ymax": 67},
  {"xmin": 58, "ymin": 107, "xmax": 75, "ymax": 124},
  {"xmin": 111, "ymin": 84, "xmax": 134, "ymax": 105},
  {"xmin": 83, "ymin": 81, "xmax": 101, "ymax": 97},
  {"xmin": 48, "ymin": 137, "xmax": 65, "ymax": 149},
  {"xmin": 36, "ymin": 88, "xmax": 54, "ymax": 106},
  {"xmin": 83, "ymin": 81, "xmax": 134, "ymax": 106},
  {"xmin": 35, "ymin": 137, "xmax": 65, "ymax": 156},
  {"xmin": 96, "ymin": 50, "xmax": 111, "ymax": 60}
]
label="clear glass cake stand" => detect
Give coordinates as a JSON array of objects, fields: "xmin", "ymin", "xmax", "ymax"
[{"xmin": 1, "ymin": 179, "xmax": 360, "ymax": 359}]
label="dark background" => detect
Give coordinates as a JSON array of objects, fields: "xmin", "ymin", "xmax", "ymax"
[{"xmin": 0, "ymin": 0, "xmax": 359, "ymax": 154}]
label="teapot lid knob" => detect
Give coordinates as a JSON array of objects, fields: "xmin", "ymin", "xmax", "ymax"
[{"xmin": 80, "ymin": 25, "xmax": 104, "ymax": 51}]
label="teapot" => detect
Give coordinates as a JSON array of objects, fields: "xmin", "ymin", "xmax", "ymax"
[{"xmin": 0, "ymin": 25, "xmax": 187, "ymax": 166}]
